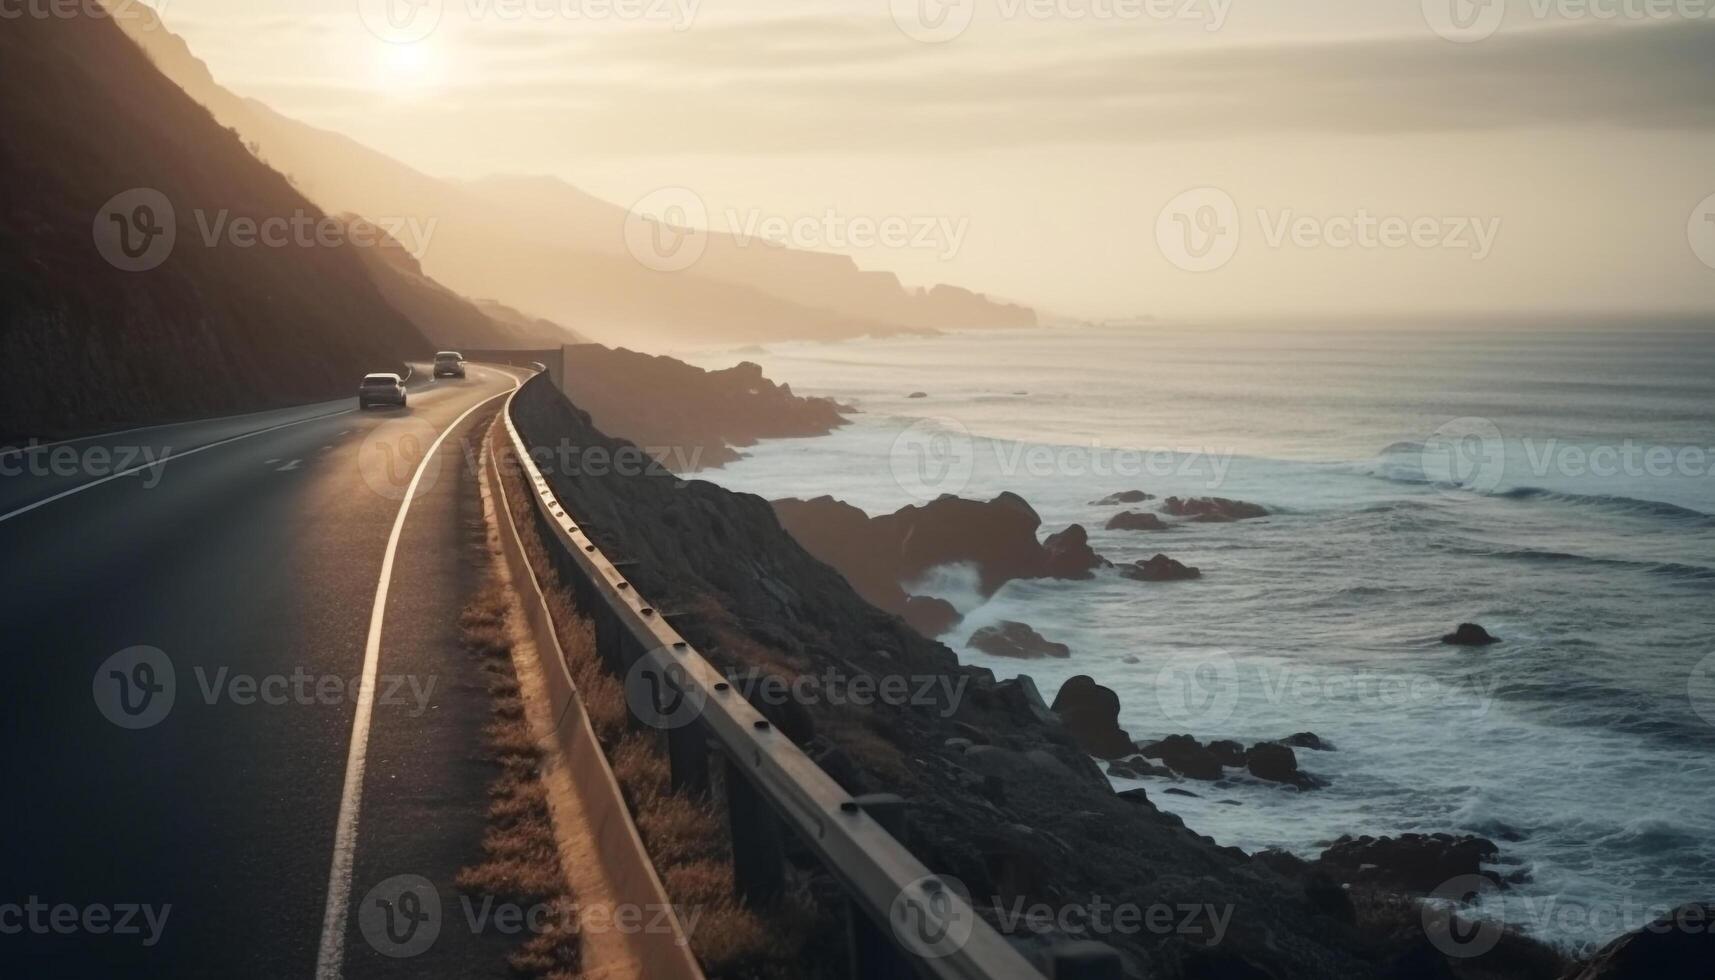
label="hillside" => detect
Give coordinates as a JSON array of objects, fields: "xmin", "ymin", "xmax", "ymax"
[
  {"xmin": 334, "ymin": 214, "xmax": 586, "ymax": 350},
  {"xmin": 110, "ymin": 6, "xmax": 1036, "ymax": 350},
  {"xmin": 0, "ymin": 9, "xmax": 428, "ymax": 437}
]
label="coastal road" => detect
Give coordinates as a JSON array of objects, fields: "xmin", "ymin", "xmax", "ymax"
[{"xmin": 0, "ymin": 364, "xmax": 532, "ymax": 978}]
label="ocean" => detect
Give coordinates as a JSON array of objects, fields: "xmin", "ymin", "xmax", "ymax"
[{"xmin": 679, "ymin": 317, "xmax": 1715, "ymax": 951}]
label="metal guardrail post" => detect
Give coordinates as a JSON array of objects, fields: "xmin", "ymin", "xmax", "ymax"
[
  {"xmin": 847, "ymin": 795, "xmax": 916, "ymax": 980},
  {"xmin": 725, "ymin": 755, "xmax": 786, "ymax": 907},
  {"xmin": 667, "ymin": 722, "xmax": 712, "ymax": 796},
  {"xmin": 1046, "ymin": 942, "xmax": 1123, "ymax": 979}
]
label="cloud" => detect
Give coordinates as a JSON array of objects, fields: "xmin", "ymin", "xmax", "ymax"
[{"xmin": 441, "ymin": 17, "xmax": 1715, "ymax": 153}]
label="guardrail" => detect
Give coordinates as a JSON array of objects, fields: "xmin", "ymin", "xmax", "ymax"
[
  {"xmin": 483, "ymin": 409, "xmax": 705, "ymax": 980},
  {"xmin": 496, "ymin": 377, "xmax": 1126, "ymax": 980}
]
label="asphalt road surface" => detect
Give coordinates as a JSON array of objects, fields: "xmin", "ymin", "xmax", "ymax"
[{"xmin": 0, "ymin": 364, "xmax": 534, "ymax": 978}]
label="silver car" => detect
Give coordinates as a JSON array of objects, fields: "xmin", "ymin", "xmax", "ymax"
[
  {"xmin": 433, "ymin": 351, "xmax": 467, "ymax": 379},
  {"xmin": 358, "ymin": 372, "xmax": 407, "ymax": 409}
]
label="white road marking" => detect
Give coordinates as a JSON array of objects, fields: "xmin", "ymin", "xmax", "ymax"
[
  {"xmin": 0, "ymin": 409, "xmax": 353, "ymax": 526},
  {"xmin": 277, "ymin": 460, "xmax": 301, "ymax": 472},
  {"xmin": 314, "ymin": 381, "xmax": 515, "ymax": 980}
]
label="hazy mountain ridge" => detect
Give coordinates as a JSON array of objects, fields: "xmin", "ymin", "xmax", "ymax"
[
  {"xmin": 111, "ymin": 6, "xmax": 1037, "ymax": 350},
  {"xmin": 0, "ymin": 10, "xmax": 427, "ymax": 438},
  {"xmin": 332, "ymin": 213, "xmax": 586, "ymax": 350}
]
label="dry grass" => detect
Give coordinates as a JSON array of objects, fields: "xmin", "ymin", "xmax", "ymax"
[
  {"xmin": 497, "ymin": 438, "xmax": 824, "ymax": 979},
  {"xmin": 454, "ymin": 581, "xmax": 582, "ymax": 979}
]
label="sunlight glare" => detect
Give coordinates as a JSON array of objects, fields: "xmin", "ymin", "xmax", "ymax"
[{"xmin": 368, "ymin": 40, "xmax": 445, "ymax": 98}]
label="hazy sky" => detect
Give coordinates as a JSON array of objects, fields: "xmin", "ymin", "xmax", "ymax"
[{"xmin": 143, "ymin": 0, "xmax": 1715, "ymax": 319}]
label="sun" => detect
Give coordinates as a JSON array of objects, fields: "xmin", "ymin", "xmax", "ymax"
[{"xmin": 368, "ymin": 41, "xmax": 445, "ymax": 97}]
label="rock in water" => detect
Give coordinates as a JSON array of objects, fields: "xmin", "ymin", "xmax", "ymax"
[
  {"xmin": 774, "ymin": 492, "xmax": 1116, "ymax": 601},
  {"xmin": 1442, "ymin": 622, "xmax": 1500, "ymax": 646},
  {"xmin": 968, "ymin": 621, "xmax": 1071, "ymax": 660},
  {"xmin": 1207, "ymin": 740, "xmax": 1246, "ymax": 767},
  {"xmin": 1106, "ymin": 510, "xmax": 1169, "ymax": 532},
  {"xmin": 1137, "ymin": 734, "xmax": 1224, "ymax": 781},
  {"xmin": 1245, "ymin": 742, "xmax": 1321, "ymax": 789},
  {"xmin": 1282, "ymin": 732, "xmax": 1334, "ymax": 751},
  {"xmin": 1162, "ymin": 496, "xmax": 1269, "ymax": 522},
  {"xmin": 902, "ymin": 595, "xmax": 961, "ymax": 638},
  {"xmin": 1091, "ymin": 490, "xmax": 1156, "ymax": 505},
  {"xmin": 1120, "ymin": 554, "xmax": 1201, "ymax": 582},
  {"xmin": 1042, "ymin": 524, "xmax": 1110, "ymax": 579},
  {"xmin": 1051, "ymin": 675, "xmax": 1135, "ymax": 759},
  {"xmin": 1565, "ymin": 903, "xmax": 1715, "ymax": 980},
  {"xmin": 1315, "ymin": 833, "xmax": 1502, "ymax": 893}
]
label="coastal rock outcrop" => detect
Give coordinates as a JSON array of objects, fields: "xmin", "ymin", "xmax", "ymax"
[
  {"xmin": 903, "ymin": 595, "xmax": 962, "ymax": 638},
  {"xmin": 1245, "ymin": 741, "xmax": 1322, "ymax": 789},
  {"xmin": 1443, "ymin": 622, "xmax": 1500, "ymax": 646},
  {"xmin": 1120, "ymin": 554, "xmax": 1202, "ymax": 582},
  {"xmin": 1563, "ymin": 903, "xmax": 1715, "ymax": 980},
  {"xmin": 1091, "ymin": 490, "xmax": 1156, "ymax": 505},
  {"xmin": 561, "ymin": 346, "xmax": 850, "ymax": 471},
  {"xmin": 1106, "ymin": 510, "xmax": 1169, "ymax": 532},
  {"xmin": 1208, "ymin": 740, "xmax": 1247, "ymax": 767},
  {"xmin": 1162, "ymin": 496, "xmax": 1269, "ymax": 522},
  {"xmin": 968, "ymin": 621, "xmax": 1071, "ymax": 660},
  {"xmin": 1315, "ymin": 833, "xmax": 1502, "ymax": 893},
  {"xmin": 1283, "ymin": 732, "xmax": 1334, "ymax": 751},
  {"xmin": 1137, "ymin": 734, "xmax": 1224, "ymax": 781},
  {"xmin": 771, "ymin": 496, "xmax": 908, "ymax": 612},
  {"xmin": 772, "ymin": 492, "xmax": 1117, "ymax": 629},
  {"xmin": 1050, "ymin": 675, "xmax": 1135, "ymax": 759},
  {"xmin": 1042, "ymin": 524, "xmax": 1110, "ymax": 579}
]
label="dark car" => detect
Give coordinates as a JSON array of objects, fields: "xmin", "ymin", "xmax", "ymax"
[
  {"xmin": 358, "ymin": 372, "xmax": 407, "ymax": 409},
  {"xmin": 433, "ymin": 351, "xmax": 467, "ymax": 379}
]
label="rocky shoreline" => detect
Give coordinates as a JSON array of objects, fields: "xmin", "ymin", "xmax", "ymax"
[{"xmin": 510, "ymin": 374, "xmax": 1708, "ymax": 979}]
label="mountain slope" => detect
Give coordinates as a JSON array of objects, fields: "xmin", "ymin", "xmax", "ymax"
[
  {"xmin": 0, "ymin": 9, "xmax": 428, "ymax": 437},
  {"xmin": 333, "ymin": 214, "xmax": 586, "ymax": 349},
  {"xmin": 111, "ymin": 7, "xmax": 1035, "ymax": 350}
]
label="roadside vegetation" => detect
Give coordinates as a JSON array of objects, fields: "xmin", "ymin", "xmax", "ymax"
[
  {"xmin": 495, "ymin": 434, "xmax": 826, "ymax": 979},
  {"xmin": 454, "ymin": 580, "xmax": 583, "ymax": 978}
]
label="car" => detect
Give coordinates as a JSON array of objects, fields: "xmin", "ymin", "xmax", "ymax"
[
  {"xmin": 433, "ymin": 351, "xmax": 467, "ymax": 379},
  {"xmin": 358, "ymin": 372, "xmax": 407, "ymax": 409}
]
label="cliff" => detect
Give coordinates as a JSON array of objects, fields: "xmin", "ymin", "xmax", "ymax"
[{"xmin": 0, "ymin": 9, "xmax": 427, "ymax": 438}]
